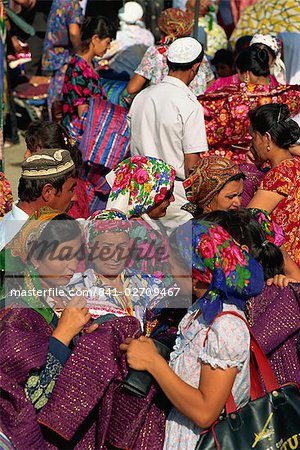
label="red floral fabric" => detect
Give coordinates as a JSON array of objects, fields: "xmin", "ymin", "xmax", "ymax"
[
  {"xmin": 260, "ymin": 157, "xmax": 300, "ymax": 266},
  {"xmin": 198, "ymin": 83, "xmax": 300, "ymax": 164}
]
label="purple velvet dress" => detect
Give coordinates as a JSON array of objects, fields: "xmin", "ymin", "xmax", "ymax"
[
  {"xmin": 245, "ymin": 283, "xmax": 300, "ymax": 385},
  {"xmin": 1, "ymin": 305, "xmax": 166, "ymax": 449}
]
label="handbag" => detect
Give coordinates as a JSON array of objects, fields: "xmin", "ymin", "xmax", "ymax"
[
  {"xmin": 122, "ymin": 340, "xmax": 171, "ymax": 397},
  {"xmin": 196, "ymin": 311, "xmax": 300, "ymax": 450}
]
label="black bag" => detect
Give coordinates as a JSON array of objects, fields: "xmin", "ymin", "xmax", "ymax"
[
  {"xmin": 122, "ymin": 340, "xmax": 171, "ymax": 397},
  {"xmin": 196, "ymin": 311, "xmax": 300, "ymax": 450}
]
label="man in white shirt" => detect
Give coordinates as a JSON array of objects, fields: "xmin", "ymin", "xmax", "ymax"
[
  {"xmin": 127, "ymin": 37, "xmax": 209, "ymax": 233},
  {"xmin": 0, "ymin": 148, "xmax": 77, "ymax": 250}
]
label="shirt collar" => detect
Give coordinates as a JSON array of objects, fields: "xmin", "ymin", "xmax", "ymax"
[
  {"xmin": 11, "ymin": 203, "xmax": 29, "ymax": 220},
  {"xmin": 162, "ymin": 75, "xmax": 196, "ymax": 99}
]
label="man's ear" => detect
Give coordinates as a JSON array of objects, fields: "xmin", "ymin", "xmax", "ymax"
[{"xmin": 41, "ymin": 183, "xmax": 57, "ymax": 203}]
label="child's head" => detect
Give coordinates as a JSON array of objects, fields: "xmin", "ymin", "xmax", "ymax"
[
  {"xmin": 24, "ymin": 120, "xmax": 83, "ymax": 172},
  {"xmin": 211, "ymin": 49, "xmax": 235, "ymax": 78}
]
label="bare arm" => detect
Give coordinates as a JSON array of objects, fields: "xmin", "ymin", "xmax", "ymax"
[
  {"xmin": 69, "ymin": 23, "xmax": 81, "ymax": 51},
  {"xmin": 184, "ymin": 153, "xmax": 200, "ymax": 178},
  {"xmin": 77, "ymin": 104, "xmax": 88, "ymax": 117},
  {"xmin": 247, "ymin": 189, "xmax": 284, "ymax": 213},
  {"xmin": 121, "ymin": 337, "xmax": 237, "ymax": 428},
  {"xmin": 127, "ymin": 74, "xmax": 147, "ymax": 95},
  {"xmin": 290, "ymin": 145, "xmax": 300, "ymax": 157},
  {"xmin": 281, "ymin": 247, "xmax": 300, "ymax": 280}
]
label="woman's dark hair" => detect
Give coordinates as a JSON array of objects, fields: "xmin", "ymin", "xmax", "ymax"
[
  {"xmin": 31, "ymin": 213, "xmax": 82, "ymax": 261},
  {"xmin": 167, "ymin": 49, "xmax": 204, "ymax": 72},
  {"xmin": 251, "ymin": 42, "xmax": 276, "ymax": 60},
  {"xmin": 248, "ymin": 103, "xmax": 300, "ymax": 149},
  {"xmin": 80, "ymin": 16, "xmax": 117, "ymax": 50},
  {"xmin": 25, "ymin": 120, "xmax": 83, "ymax": 171},
  {"xmin": 18, "ymin": 169, "xmax": 77, "ymax": 203},
  {"xmin": 202, "ymin": 209, "xmax": 284, "ymax": 279},
  {"xmin": 235, "ymin": 46, "xmax": 270, "ymax": 77}
]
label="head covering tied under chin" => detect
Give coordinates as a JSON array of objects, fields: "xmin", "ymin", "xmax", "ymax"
[
  {"xmin": 176, "ymin": 220, "xmax": 264, "ymax": 325},
  {"xmin": 106, "ymin": 155, "xmax": 175, "ymax": 218}
]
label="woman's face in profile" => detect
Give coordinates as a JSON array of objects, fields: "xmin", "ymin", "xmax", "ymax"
[
  {"xmin": 205, "ymin": 179, "xmax": 244, "ymax": 212},
  {"xmin": 31, "ymin": 236, "xmax": 82, "ymax": 287}
]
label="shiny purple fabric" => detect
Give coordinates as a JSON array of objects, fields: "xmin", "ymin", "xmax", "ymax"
[
  {"xmin": 239, "ymin": 163, "xmax": 265, "ymax": 207},
  {"xmin": 0, "ymin": 307, "xmax": 52, "ymax": 450},
  {"xmin": 246, "ymin": 283, "xmax": 300, "ymax": 385},
  {"xmin": 38, "ymin": 316, "xmax": 166, "ymax": 449}
]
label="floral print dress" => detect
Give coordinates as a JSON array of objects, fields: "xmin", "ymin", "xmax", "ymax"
[
  {"xmin": 163, "ymin": 304, "xmax": 251, "ymax": 450},
  {"xmin": 42, "ymin": 0, "xmax": 83, "ymax": 113},
  {"xmin": 62, "ymin": 54, "xmax": 103, "ymax": 128},
  {"xmin": 259, "ymin": 157, "xmax": 300, "ymax": 266},
  {"xmin": 134, "ymin": 45, "xmax": 215, "ymax": 96}
]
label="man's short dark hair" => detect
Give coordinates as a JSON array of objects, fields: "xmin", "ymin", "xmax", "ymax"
[
  {"xmin": 167, "ymin": 49, "xmax": 204, "ymax": 72},
  {"xmin": 18, "ymin": 168, "xmax": 77, "ymax": 202}
]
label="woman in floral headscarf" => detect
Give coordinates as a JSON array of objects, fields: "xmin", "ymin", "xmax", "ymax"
[
  {"xmin": 201, "ymin": 208, "xmax": 300, "ymax": 384},
  {"xmin": 126, "ymin": 7, "xmax": 215, "ymax": 98},
  {"xmin": 69, "ymin": 209, "xmax": 175, "ymax": 335},
  {"xmin": 106, "ymin": 155, "xmax": 176, "ymax": 281},
  {"xmin": 120, "ymin": 220, "xmax": 264, "ymax": 449}
]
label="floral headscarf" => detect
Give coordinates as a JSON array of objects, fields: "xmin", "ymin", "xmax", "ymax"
[
  {"xmin": 249, "ymin": 208, "xmax": 285, "ymax": 247},
  {"xmin": 106, "ymin": 155, "xmax": 176, "ymax": 218},
  {"xmin": 176, "ymin": 220, "xmax": 264, "ymax": 325},
  {"xmin": 183, "ymin": 156, "xmax": 243, "ymax": 210},
  {"xmin": 158, "ymin": 8, "xmax": 194, "ymax": 43},
  {"xmin": 85, "ymin": 209, "xmax": 130, "ymax": 247}
]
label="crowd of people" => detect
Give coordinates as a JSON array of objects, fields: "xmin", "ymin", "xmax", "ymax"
[{"xmin": 0, "ymin": 0, "xmax": 299, "ymax": 449}]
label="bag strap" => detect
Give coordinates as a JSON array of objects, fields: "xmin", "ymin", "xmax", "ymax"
[{"xmin": 203, "ymin": 311, "xmax": 279, "ymax": 413}]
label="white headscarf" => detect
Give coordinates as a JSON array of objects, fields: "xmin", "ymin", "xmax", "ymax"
[
  {"xmin": 250, "ymin": 34, "xmax": 286, "ymax": 84},
  {"xmin": 278, "ymin": 32, "xmax": 300, "ymax": 85}
]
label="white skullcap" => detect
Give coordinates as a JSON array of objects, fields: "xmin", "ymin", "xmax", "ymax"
[
  {"xmin": 167, "ymin": 37, "xmax": 203, "ymax": 64},
  {"xmin": 118, "ymin": 2, "xmax": 144, "ymax": 24}
]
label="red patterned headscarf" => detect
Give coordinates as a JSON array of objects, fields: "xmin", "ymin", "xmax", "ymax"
[
  {"xmin": 158, "ymin": 8, "xmax": 194, "ymax": 43},
  {"xmin": 183, "ymin": 156, "xmax": 243, "ymax": 209}
]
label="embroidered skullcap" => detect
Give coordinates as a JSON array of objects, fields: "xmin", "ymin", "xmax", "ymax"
[
  {"xmin": 118, "ymin": 2, "xmax": 143, "ymax": 24},
  {"xmin": 21, "ymin": 148, "xmax": 75, "ymax": 180},
  {"xmin": 167, "ymin": 37, "xmax": 203, "ymax": 64},
  {"xmin": 158, "ymin": 8, "xmax": 194, "ymax": 41},
  {"xmin": 183, "ymin": 156, "xmax": 243, "ymax": 209}
]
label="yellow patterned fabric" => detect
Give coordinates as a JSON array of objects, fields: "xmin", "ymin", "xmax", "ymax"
[{"xmin": 230, "ymin": 0, "xmax": 300, "ymax": 46}]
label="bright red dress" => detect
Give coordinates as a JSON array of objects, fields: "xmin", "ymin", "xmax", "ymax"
[{"xmin": 260, "ymin": 157, "xmax": 300, "ymax": 266}]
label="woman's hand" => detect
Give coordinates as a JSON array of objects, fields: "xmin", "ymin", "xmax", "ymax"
[
  {"xmin": 11, "ymin": 36, "xmax": 23, "ymax": 53},
  {"xmin": 120, "ymin": 336, "xmax": 159, "ymax": 372},
  {"xmin": 52, "ymin": 296, "xmax": 91, "ymax": 346},
  {"xmin": 266, "ymin": 274, "xmax": 297, "ymax": 288}
]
